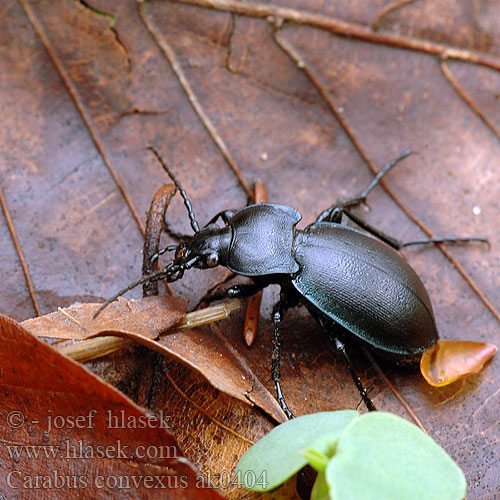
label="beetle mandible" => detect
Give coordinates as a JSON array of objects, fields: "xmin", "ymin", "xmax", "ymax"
[{"xmin": 98, "ymin": 147, "xmax": 487, "ymax": 418}]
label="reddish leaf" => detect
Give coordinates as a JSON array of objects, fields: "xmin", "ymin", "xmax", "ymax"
[
  {"xmin": 89, "ymin": 348, "xmax": 299, "ymax": 499},
  {"xmin": 0, "ymin": 315, "xmax": 223, "ymax": 499}
]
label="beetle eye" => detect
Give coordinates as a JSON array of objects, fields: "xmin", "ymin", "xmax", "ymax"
[{"xmin": 206, "ymin": 253, "xmax": 219, "ymax": 268}]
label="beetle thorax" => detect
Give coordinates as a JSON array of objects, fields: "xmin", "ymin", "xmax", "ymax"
[{"xmin": 226, "ymin": 204, "xmax": 301, "ymax": 277}]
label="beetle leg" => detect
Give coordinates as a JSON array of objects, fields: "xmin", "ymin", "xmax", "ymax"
[
  {"xmin": 317, "ymin": 150, "xmax": 488, "ymax": 248},
  {"xmin": 316, "ymin": 205, "xmax": 345, "ymax": 224},
  {"xmin": 316, "ymin": 150, "xmax": 412, "ymax": 224},
  {"xmin": 356, "ymin": 149, "xmax": 412, "ymax": 201},
  {"xmin": 226, "ymin": 283, "xmax": 267, "ymax": 298},
  {"xmin": 343, "ymin": 209, "xmax": 488, "ymax": 250},
  {"xmin": 162, "ymin": 221, "xmax": 191, "ymax": 241},
  {"xmin": 272, "ymin": 298, "xmax": 295, "ymax": 419},
  {"xmin": 205, "ymin": 210, "xmax": 235, "ymax": 226},
  {"xmin": 333, "ymin": 337, "xmax": 377, "ymax": 412},
  {"xmin": 201, "ymin": 282, "xmax": 267, "ymax": 303},
  {"xmin": 163, "ymin": 210, "xmax": 235, "ymax": 241},
  {"xmin": 394, "ymin": 236, "xmax": 489, "ymax": 248},
  {"xmin": 341, "ymin": 209, "xmax": 404, "ymax": 249}
]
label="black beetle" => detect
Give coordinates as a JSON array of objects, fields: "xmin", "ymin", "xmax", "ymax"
[{"xmin": 97, "ymin": 148, "xmax": 486, "ymax": 417}]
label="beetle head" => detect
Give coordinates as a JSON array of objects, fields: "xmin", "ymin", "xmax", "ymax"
[{"xmin": 170, "ymin": 224, "xmax": 231, "ymax": 280}]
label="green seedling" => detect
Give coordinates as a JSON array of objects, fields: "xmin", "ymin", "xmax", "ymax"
[{"xmin": 236, "ymin": 411, "xmax": 466, "ymax": 500}]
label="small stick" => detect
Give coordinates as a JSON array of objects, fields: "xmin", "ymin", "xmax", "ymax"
[
  {"xmin": 0, "ymin": 186, "xmax": 41, "ymax": 316},
  {"xmin": 243, "ymin": 180, "xmax": 267, "ymax": 346},
  {"xmin": 171, "ymin": 0, "xmax": 500, "ymax": 72},
  {"xmin": 142, "ymin": 183, "xmax": 177, "ymax": 297}
]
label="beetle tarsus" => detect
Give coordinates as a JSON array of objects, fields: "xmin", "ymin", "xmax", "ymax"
[
  {"xmin": 272, "ymin": 298, "xmax": 295, "ymax": 419},
  {"xmin": 275, "ymin": 380, "xmax": 295, "ymax": 419},
  {"xmin": 359, "ymin": 149, "xmax": 412, "ymax": 200},
  {"xmin": 334, "ymin": 337, "xmax": 376, "ymax": 412},
  {"xmin": 343, "ymin": 209, "xmax": 489, "ymax": 250},
  {"xmin": 397, "ymin": 236, "xmax": 489, "ymax": 249}
]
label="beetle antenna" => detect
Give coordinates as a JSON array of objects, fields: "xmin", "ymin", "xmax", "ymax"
[
  {"xmin": 93, "ymin": 266, "xmax": 173, "ymax": 319},
  {"xmin": 148, "ymin": 146, "xmax": 200, "ymax": 233},
  {"xmin": 150, "ymin": 245, "xmax": 178, "ymax": 263}
]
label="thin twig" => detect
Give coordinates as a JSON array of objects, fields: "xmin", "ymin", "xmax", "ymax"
[
  {"xmin": 243, "ymin": 180, "xmax": 267, "ymax": 346},
  {"xmin": 372, "ymin": 0, "xmax": 419, "ymax": 31},
  {"xmin": 142, "ymin": 183, "xmax": 177, "ymax": 296},
  {"xmin": 173, "ymin": 0, "xmax": 500, "ymax": 72},
  {"xmin": 19, "ymin": 0, "xmax": 146, "ymax": 236},
  {"xmin": 0, "ymin": 186, "xmax": 41, "ymax": 316},
  {"xmin": 138, "ymin": 0, "xmax": 253, "ymax": 199},
  {"xmin": 440, "ymin": 59, "xmax": 500, "ymax": 141},
  {"xmin": 363, "ymin": 349, "xmax": 427, "ymax": 432},
  {"xmin": 272, "ymin": 28, "xmax": 500, "ymax": 325}
]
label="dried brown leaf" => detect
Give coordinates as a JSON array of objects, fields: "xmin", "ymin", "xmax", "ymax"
[
  {"xmin": 21, "ymin": 295, "xmax": 285, "ymax": 423},
  {"xmin": 21, "ymin": 295, "xmax": 187, "ymax": 340},
  {"xmin": 72, "ymin": 324, "xmax": 287, "ymax": 423},
  {"xmin": 0, "ymin": 315, "xmax": 223, "ymax": 499}
]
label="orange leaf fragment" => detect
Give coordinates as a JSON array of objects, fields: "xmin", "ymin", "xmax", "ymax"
[{"xmin": 420, "ymin": 340, "xmax": 497, "ymax": 387}]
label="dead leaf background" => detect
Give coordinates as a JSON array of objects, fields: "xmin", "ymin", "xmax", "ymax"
[{"xmin": 1, "ymin": 0, "xmax": 500, "ymax": 498}]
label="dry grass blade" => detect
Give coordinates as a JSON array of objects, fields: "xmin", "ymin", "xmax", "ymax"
[{"xmin": 56, "ymin": 300, "xmax": 242, "ymax": 362}]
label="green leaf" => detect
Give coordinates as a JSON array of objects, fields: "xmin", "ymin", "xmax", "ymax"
[
  {"xmin": 326, "ymin": 412, "xmax": 467, "ymax": 500},
  {"xmin": 301, "ymin": 447, "xmax": 330, "ymax": 473},
  {"xmin": 236, "ymin": 410, "xmax": 358, "ymax": 491},
  {"xmin": 311, "ymin": 471, "xmax": 330, "ymax": 500}
]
